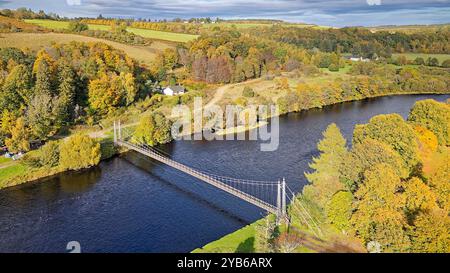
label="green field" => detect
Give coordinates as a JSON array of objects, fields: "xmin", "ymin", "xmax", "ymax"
[
  {"xmin": 393, "ymin": 53, "xmax": 450, "ymax": 63},
  {"xmin": 0, "ymin": 164, "xmax": 28, "ymax": 187},
  {"xmin": 25, "ymin": 19, "xmax": 198, "ymax": 43},
  {"xmin": 25, "ymin": 19, "xmax": 111, "ymax": 31}
]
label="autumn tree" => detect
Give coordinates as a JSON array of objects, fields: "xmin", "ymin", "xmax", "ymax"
[
  {"xmin": 88, "ymin": 72, "xmax": 137, "ymax": 115},
  {"xmin": 353, "ymin": 114, "xmax": 420, "ymax": 172},
  {"xmin": 132, "ymin": 113, "xmax": 172, "ymax": 146},
  {"xmin": 409, "ymin": 208, "xmax": 450, "ymax": 253},
  {"xmin": 407, "ymin": 99, "xmax": 450, "ymax": 146},
  {"xmin": 351, "ymin": 164, "xmax": 410, "ymax": 252},
  {"xmin": 59, "ymin": 134, "xmax": 101, "ymax": 170},
  {"xmin": 5, "ymin": 117, "xmax": 30, "ymax": 153},
  {"xmin": 341, "ymin": 138, "xmax": 409, "ymax": 190},
  {"xmin": 0, "ymin": 64, "xmax": 32, "ymax": 110},
  {"xmin": 303, "ymin": 123, "xmax": 348, "ymax": 207},
  {"xmin": 326, "ymin": 191, "xmax": 353, "ymax": 232}
]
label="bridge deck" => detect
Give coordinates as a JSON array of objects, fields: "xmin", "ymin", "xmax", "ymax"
[{"xmin": 117, "ymin": 140, "xmax": 278, "ymax": 214}]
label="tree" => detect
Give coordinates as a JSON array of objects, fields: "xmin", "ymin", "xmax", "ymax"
[
  {"xmin": 59, "ymin": 134, "xmax": 101, "ymax": 170},
  {"xmin": 88, "ymin": 72, "xmax": 137, "ymax": 115},
  {"xmin": 407, "ymin": 99, "xmax": 450, "ymax": 146},
  {"xmin": 351, "ymin": 164, "xmax": 410, "ymax": 252},
  {"xmin": 132, "ymin": 113, "xmax": 172, "ymax": 146},
  {"xmin": 37, "ymin": 141, "xmax": 60, "ymax": 167},
  {"xmin": 404, "ymin": 177, "xmax": 437, "ymax": 216},
  {"xmin": 26, "ymin": 92, "xmax": 61, "ymax": 139},
  {"xmin": 441, "ymin": 59, "xmax": 450, "ymax": 68},
  {"xmin": 426, "ymin": 57, "xmax": 439, "ymax": 67},
  {"xmin": 0, "ymin": 64, "xmax": 32, "ymax": 110},
  {"xmin": 274, "ymin": 231, "xmax": 303, "ymax": 253},
  {"xmin": 413, "ymin": 125, "xmax": 438, "ymax": 162},
  {"xmin": 68, "ymin": 21, "xmax": 88, "ymax": 32},
  {"xmin": 303, "ymin": 123, "xmax": 348, "ymax": 207},
  {"xmin": 413, "ymin": 57, "xmax": 425, "ymax": 65},
  {"xmin": 5, "ymin": 117, "xmax": 30, "ymax": 153},
  {"xmin": 57, "ymin": 63, "xmax": 76, "ymax": 124},
  {"xmin": 242, "ymin": 86, "xmax": 255, "ymax": 98},
  {"xmin": 32, "ymin": 50, "xmax": 56, "ymax": 95},
  {"xmin": 353, "ymin": 114, "xmax": 420, "ymax": 172},
  {"xmin": 341, "ymin": 138, "xmax": 409, "ymax": 190},
  {"xmin": 426, "ymin": 149, "xmax": 450, "ymax": 213},
  {"xmin": 326, "ymin": 191, "xmax": 353, "ymax": 232},
  {"xmin": 410, "ymin": 208, "xmax": 450, "ymax": 253},
  {"xmin": 254, "ymin": 216, "xmax": 276, "ymax": 253}
]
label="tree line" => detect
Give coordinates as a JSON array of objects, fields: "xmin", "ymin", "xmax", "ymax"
[
  {"xmin": 0, "ymin": 42, "xmax": 152, "ymax": 151},
  {"xmin": 302, "ymin": 99, "xmax": 449, "ymax": 252}
]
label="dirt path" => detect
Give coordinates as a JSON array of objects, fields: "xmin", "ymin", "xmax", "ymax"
[{"xmin": 204, "ymin": 78, "xmax": 263, "ymax": 110}]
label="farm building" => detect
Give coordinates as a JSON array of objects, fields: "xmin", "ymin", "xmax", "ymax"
[{"xmin": 163, "ymin": 85, "xmax": 186, "ymax": 96}]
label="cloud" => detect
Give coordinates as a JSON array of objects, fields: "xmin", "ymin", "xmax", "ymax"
[
  {"xmin": 0, "ymin": 0, "xmax": 449, "ymax": 26},
  {"xmin": 66, "ymin": 0, "xmax": 81, "ymax": 5},
  {"xmin": 367, "ymin": 0, "xmax": 382, "ymax": 6}
]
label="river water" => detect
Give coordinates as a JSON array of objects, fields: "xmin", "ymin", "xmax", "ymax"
[{"xmin": 0, "ymin": 94, "xmax": 448, "ymax": 253}]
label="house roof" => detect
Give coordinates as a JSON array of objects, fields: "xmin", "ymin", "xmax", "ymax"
[{"xmin": 166, "ymin": 85, "xmax": 185, "ymax": 93}]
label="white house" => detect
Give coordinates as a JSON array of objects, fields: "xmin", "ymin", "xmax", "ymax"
[{"xmin": 163, "ymin": 85, "xmax": 186, "ymax": 96}]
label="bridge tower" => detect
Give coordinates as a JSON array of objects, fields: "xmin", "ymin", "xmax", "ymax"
[
  {"xmin": 113, "ymin": 120, "xmax": 122, "ymax": 144},
  {"xmin": 276, "ymin": 178, "xmax": 287, "ymax": 223}
]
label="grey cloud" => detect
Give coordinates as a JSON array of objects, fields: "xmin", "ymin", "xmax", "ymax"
[{"xmin": 1, "ymin": 0, "xmax": 449, "ymax": 26}]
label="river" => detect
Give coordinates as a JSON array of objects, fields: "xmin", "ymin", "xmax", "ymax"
[{"xmin": 0, "ymin": 94, "xmax": 448, "ymax": 253}]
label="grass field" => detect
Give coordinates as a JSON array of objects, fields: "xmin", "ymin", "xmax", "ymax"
[
  {"xmin": 0, "ymin": 164, "xmax": 28, "ymax": 187},
  {"xmin": 0, "ymin": 33, "xmax": 174, "ymax": 65},
  {"xmin": 25, "ymin": 19, "xmax": 111, "ymax": 31},
  {"xmin": 25, "ymin": 19, "xmax": 198, "ymax": 43},
  {"xmin": 393, "ymin": 53, "xmax": 450, "ymax": 63},
  {"xmin": 192, "ymin": 218, "xmax": 263, "ymax": 253}
]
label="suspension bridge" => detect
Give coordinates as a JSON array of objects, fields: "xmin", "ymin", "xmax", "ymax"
[{"xmin": 113, "ymin": 120, "xmax": 321, "ymax": 230}]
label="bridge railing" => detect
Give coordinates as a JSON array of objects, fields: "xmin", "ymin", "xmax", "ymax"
[{"xmin": 114, "ymin": 121, "xmax": 287, "ymax": 218}]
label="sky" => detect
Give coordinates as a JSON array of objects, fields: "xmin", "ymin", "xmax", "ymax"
[{"xmin": 0, "ymin": 0, "xmax": 449, "ymax": 27}]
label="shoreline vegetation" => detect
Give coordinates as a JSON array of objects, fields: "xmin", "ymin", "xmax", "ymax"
[
  {"xmin": 1, "ymin": 90, "xmax": 447, "ymax": 191},
  {"xmin": 195, "ymin": 98, "xmax": 450, "ymax": 253}
]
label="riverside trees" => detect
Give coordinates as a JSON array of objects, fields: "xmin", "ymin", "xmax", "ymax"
[{"xmin": 301, "ymin": 99, "xmax": 449, "ymax": 252}]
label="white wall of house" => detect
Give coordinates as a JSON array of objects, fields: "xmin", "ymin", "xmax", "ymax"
[{"xmin": 163, "ymin": 87, "xmax": 174, "ymax": 96}]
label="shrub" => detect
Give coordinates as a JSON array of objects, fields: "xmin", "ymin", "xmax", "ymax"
[
  {"xmin": 441, "ymin": 59, "xmax": 450, "ymax": 68},
  {"xmin": 242, "ymin": 86, "xmax": 255, "ymax": 98},
  {"xmin": 68, "ymin": 21, "xmax": 88, "ymax": 32},
  {"xmin": 59, "ymin": 134, "xmax": 101, "ymax": 171},
  {"xmin": 38, "ymin": 141, "xmax": 60, "ymax": 167},
  {"xmin": 328, "ymin": 63, "xmax": 339, "ymax": 72}
]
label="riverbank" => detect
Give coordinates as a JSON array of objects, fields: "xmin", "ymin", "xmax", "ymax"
[
  {"xmin": 1, "ymin": 90, "xmax": 448, "ymax": 191},
  {"xmin": 0, "ymin": 94, "xmax": 447, "ymax": 252}
]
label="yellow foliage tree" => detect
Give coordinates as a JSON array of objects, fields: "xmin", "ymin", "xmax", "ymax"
[
  {"xmin": 59, "ymin": 134, "xmax": 101, "ymax": 171},
  {"xmin": 410, "ymin": 208, "xmax": 450, "ymax": 253},
  {"xmin": 414, "ymin": 125, "xmax": 438, "ymax": 162},
  {"xmin": 5, "ymin": 117, "xmax": 30, "ymax": 153}
]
